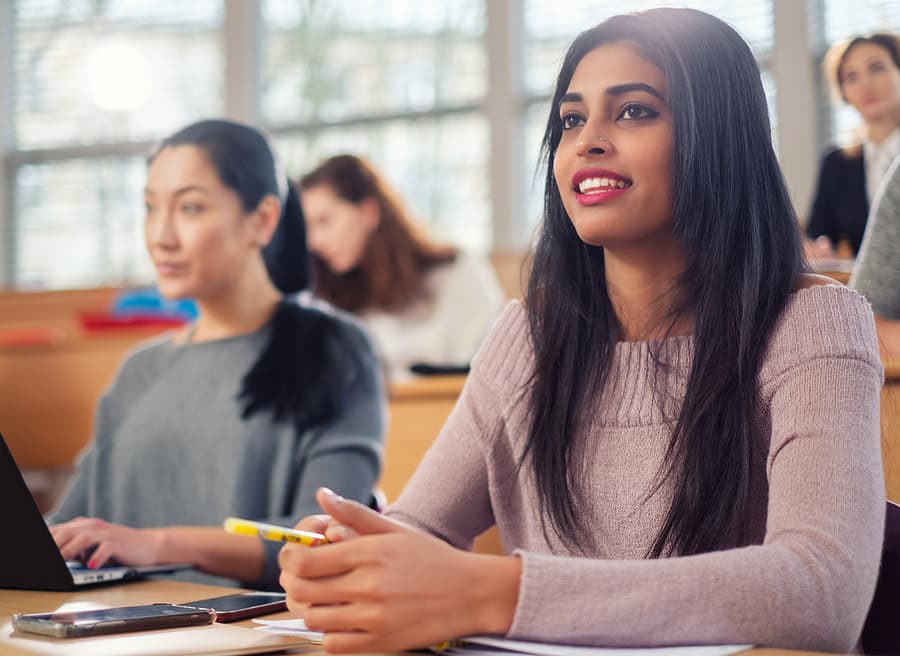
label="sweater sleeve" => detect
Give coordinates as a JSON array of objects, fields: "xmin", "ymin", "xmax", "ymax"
[
  {"xmin": 851, "ymin": 156, "xmax": 900, "ymax": 319},
  {"xmin": 255, "ymin": 320, "xmax": 386, "ymax": 589},
  {"xmin": 807, "ymin": 150, "xmax": 841, "ymax": 244},
  {"xmin": 508, "ymin": 288, "xmax": 884, "ymax": 653}
]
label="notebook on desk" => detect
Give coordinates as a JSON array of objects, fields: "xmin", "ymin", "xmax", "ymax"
[{"xmin": 0, "ymin": 431, "xmax": 191, "ymax": 591}]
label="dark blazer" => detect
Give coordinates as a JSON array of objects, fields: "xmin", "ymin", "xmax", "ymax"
[{"xmin": 806, "ymin": 146, "xmax": 869, "ymax": 255}]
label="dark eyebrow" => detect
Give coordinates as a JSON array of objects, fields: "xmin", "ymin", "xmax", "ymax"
[
  {"xmin": 143, "ymin": 185, "xmax": 210, "ymax": 197},
  {"xmin": 559, "ymin": 82, "xmax": 665, "ymax": 106},
  {"xmin": 173, "ymin": 185, "xmax": 210, "ymax": 196},
  {"xmin": 605, "ymin": 82, "xmax": 664, "ymax": 100},
  {"xmin": 560, "ymin": 92, "xmax": 583, "ymax": 104}
]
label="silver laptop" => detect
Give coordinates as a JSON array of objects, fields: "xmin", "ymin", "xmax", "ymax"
[{"xmin": 0, "ymin": 431, "xmax": 191, "ymax": 590}]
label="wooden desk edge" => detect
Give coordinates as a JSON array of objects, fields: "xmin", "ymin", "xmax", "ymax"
[
  {"xmin": 388, "ymin": 375, "xmax": 467, "ymax": 400},
  {"xmin": 885, "ymin": 357, "xmax": 900, "ymax": 380},
  {"xmin": 0, "ymin": 580, "xmax": 840, "ymax": 656}
]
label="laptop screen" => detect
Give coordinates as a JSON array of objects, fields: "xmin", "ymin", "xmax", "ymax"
[{"xmin": 0, "ymin": 432, "xmax": 76, "ymax": 590}]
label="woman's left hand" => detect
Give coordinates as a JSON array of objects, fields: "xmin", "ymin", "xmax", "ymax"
[
  {"xmin": 49, "ymin": 517, "xmax": 163, "ymax": 569},
  {"xmin": 278, "ymin": 488, "xmax": 521, "ymax": 654}
]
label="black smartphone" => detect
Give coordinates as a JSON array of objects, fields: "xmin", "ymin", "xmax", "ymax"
[
  {"xmin": 11, "ymin": 603, "xmax": 215, "ymax": 638},
  {"xmin": 179, "ymin": 591, "xmax": 287, "ymax": 622}
]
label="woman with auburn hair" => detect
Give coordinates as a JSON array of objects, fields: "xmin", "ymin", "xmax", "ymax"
[
  {"xmin": 280, "ymin": 9, "xmax": 883, "ymax": 654},
  {"xmin": 806, "ymin": 32, "xmax": 900, "ymax": 259},
  {"xmin": 299, "ymin": 154, "xmax": 505, "ymax": 381}
]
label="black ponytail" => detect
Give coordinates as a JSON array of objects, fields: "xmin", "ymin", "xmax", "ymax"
[
  {"xmin": 246, "ymin": 183, "xmax": 347, "ymax": 433},
  {"xmin": 239, "ymin": 300, "xmax": 347, "ymax": 433},
  {"xmin": 263, "ymin": 183, "xmax": 310, "ymax": 295}
]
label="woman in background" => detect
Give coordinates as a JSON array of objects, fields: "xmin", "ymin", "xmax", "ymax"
[
  {"xmin": 851, "ymin": 155, "xmax": 900, "ymax": 357},
  {"xmin": 49, "ymin": 120, "xmax": 384, "ymax": 590},
  {"xmin": 280, "ymin": 9, "xmax": 883, "ymax": 653},
  {"xmin": 299, "ymin": 154, "xmax": 505, "ymax": 381},
  {"xmin": 806, "ymin": 32, "xmax": 900, "ymax": 259}
]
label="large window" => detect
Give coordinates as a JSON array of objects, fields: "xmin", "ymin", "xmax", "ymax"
[{"xmin": 8, "ymin": 0, "xmax": 224, "ymax": 288}]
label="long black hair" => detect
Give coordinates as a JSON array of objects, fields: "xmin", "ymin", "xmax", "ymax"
[
  {"xmin": 524, "ymin": 9, "xmax": 805, "ymax": 557},
  {"xmin": 150, "ymin": 119, "xmax": 345, "ymax": 432}
]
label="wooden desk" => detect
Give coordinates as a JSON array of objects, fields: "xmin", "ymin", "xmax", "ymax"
[
  {"xmin": 811, "ymin": 258, "xmax": 854, "ymax": 286},
  {"xmin": 0, "ymin": 287, "xmax": 118, "ymax": 332},
  {"xmin": 0, "ymin": 580, "xmax": 835, "ymax": 656}
]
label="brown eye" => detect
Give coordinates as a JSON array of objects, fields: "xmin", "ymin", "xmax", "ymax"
[
  {"xmin": 561, "ymin": 113, "xmax": 584, "ymax": 130},
  {"xmin": 616, "ymin": 104, "xmax": 659, "ymax": 121}
]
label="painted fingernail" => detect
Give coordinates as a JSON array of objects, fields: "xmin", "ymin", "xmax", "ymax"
[
  {"xmin": 87, "ymin": 559, "xmax": 98, "ymax": 569},
  {"xmin": 319, "ymin": 487, "xmax": 343, "ymax": 504}
]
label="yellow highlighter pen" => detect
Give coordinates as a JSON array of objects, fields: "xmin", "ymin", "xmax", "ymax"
[{"xmin": 223, "ymin": 517, "xmax": 329, "ymax": 546}]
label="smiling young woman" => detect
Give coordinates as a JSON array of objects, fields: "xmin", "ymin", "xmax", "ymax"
[
  {"xmin": 554, "ymin": 44, "xmax": 674, "ymax": 251},
  {"xmin": 278, "ymin": 9, "xmax": 884, "ymax": 654}
]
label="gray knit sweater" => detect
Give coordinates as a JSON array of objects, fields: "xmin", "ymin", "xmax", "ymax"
[
  {"xmin": 50, "ymin": 308, "xmax": 384, "ymax": 590},
  {"xmin": 852, "ymin": 155, "xmax": 900, "ymax": 319},
  {"xmin": 387, "ymin": 286, "xmax": 883, "ymax": 652}
]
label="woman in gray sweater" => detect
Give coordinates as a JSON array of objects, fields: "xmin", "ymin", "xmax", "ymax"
[
  {"xmin": 49, "ymin": 120, "xmax": 384, "ymax": 590},
  {"xmin": 852, "ymin": 155, "xmax": 900, "ymax": 356}
]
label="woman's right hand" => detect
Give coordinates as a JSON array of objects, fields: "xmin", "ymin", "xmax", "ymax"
[
  {"xmin": 49, "ymin": 517, "xmax": 163, "ymax": 568},
  {"xmin": 279, "ymin": 488, "xmax": 520, "ymax": 653}
]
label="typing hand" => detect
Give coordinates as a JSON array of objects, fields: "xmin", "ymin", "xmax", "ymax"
[
  {"xmin": 278, "ymin": 487, "xmax": 520, "ymax": 653},
  {"xmin": 49, "ymin": 517, "xmax": 162, "ymax": 569}
]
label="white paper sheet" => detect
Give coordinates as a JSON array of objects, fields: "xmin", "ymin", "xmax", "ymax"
[
  {"xmin": 437, "ymin": 636, "xmax": 752, "ymax": 656},
  {"xmin": 249, "ymin": 621, "xmax": 751, "ymax": 656},
  {"xmin": 251, "ymin": 618, "xmax": 324, "ymax": 644}
]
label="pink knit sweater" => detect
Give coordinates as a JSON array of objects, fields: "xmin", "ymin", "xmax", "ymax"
[{"xmin": 386, "ymin": 285, "xmax": 884, "ymax": 652}]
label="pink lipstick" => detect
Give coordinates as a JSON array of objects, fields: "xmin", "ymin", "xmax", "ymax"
[{"xmin": 571, "ymin": 168, "xmax": 632, "ymax": 206}]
